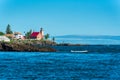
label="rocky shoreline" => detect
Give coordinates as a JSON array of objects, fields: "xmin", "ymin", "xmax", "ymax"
[
  {"xmin": 0, "ymin": 42, "xmax": 56, "ymax": 52},
  {"xmin": 0, "ymin": 39, "xmax": 88, "ymax": 52}
]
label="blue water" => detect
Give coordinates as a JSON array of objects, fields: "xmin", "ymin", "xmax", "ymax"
[
  {"xmin": 52, "ymin": 45, "xmax": 120, "ymax": 53},
  {"xmin": 0, "ymin": 51, "xmax": 120, "ymax": 80},
  {"xmin": 56, "ymin": 38, "xmax": 120, "ymax": 45}
]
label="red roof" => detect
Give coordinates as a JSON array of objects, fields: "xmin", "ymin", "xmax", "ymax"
[{"xmin": 30, "ymin": 32, "xmax": 39, "ymax": 37}]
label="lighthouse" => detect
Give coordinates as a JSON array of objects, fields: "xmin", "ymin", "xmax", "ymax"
[
  {"xmin": 40, "ymin": 28, "xmax": 44, "ymax": 39},
  {"xmin": 30, "ymin": 27, "xmax": 44, "ymax": 40}
]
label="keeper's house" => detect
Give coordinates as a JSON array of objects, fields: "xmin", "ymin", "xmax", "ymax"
[{"xmin": 30, "ymin": 28, "xmax": 44, "ymax": 40}]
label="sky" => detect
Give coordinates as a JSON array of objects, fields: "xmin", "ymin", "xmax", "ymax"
[{"xmin": 0, "ymin": 0, "xmax": 120, "ymax": 36}]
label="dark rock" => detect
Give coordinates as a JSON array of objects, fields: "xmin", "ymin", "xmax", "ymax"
[{"xmin": 0, "ymin": 42, "xmax": 56, "ymax": 52}]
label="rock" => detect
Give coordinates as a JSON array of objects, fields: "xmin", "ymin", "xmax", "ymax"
[{"xmin": 0, "ymin": 42, "xmax": 56, "ymax": 52}]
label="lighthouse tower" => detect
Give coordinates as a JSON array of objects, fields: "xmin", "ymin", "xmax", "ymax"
[{"xmin": 40, "ymin": 28, "xmax": 44, "ymax": 39}]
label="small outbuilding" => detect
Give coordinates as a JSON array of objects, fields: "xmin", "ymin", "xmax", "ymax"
[{"xmin": 0, "ymin": 36, "xmax": 10, "ymax": 42}]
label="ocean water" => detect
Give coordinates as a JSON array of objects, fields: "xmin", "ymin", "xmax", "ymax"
[
  {"xmin": 0, "ymin": 37, "xmax": 120, "ymax": 79},
  {"xmin": 56, "ymin": 38, "xmax": 120, "ymax": 45},
  {"xmin": 0, "ymin": 51, "xmax": 120, "ymax": 80}
]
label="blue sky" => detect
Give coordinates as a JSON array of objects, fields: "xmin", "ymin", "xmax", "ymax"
[{"xmin": 0, "ymin": 0, "xmax": 120, "ymax": 36}]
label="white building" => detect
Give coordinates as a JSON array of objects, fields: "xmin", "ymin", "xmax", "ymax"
[
  {"xmin": 0, "ymin": 36, "xmax": 10, "ymax": 42},
  {"xmin": 15, "ymin": 34, "xmax": 24, "ymax": 39},
  {"xmin": 14, "ymin": 32, "xmax": 24, "ymax": 40}
]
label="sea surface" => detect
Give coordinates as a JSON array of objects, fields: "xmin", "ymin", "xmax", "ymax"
[
  {"xmin": 56, "ymin": 37, "xmax": 120, "ymax": 45},
  {"xmin": 0, "ymin": 49, "xmax": 120, "ymax": 80},
  {"xmin": 0, "ymin": 37, "xmax": 120, "ymax": 80}
]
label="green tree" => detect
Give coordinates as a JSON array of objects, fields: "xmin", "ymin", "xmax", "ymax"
[
  {"xmin": 0, "ymin": 32, "xmax": 5, "ymax": 35},
  {"xmin": 44, "ymin": 33, "xmax": 50, "ymax": 40},
  {"xmin": 6, "ymin": 24, "xmax": 13, "ymax": 34},
  {"xmin": 52, "ymin": 37, "xmax": 55, "ymax": 42},
  {"xmin": 25, "ymin": 29, "xmax": 32, "ymax": 39}
]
